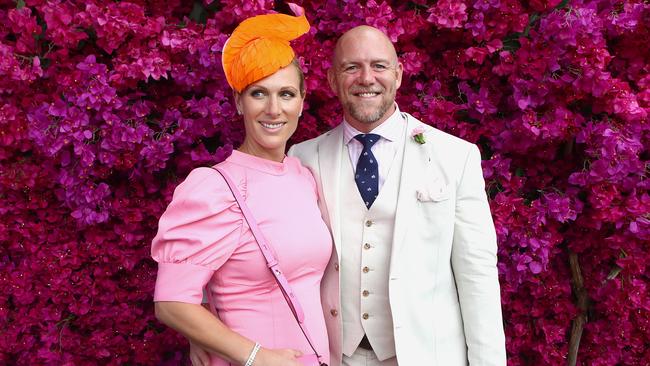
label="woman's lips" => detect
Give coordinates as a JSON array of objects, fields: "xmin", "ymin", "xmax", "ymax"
[{"xmin": 259, "ymin": 121, "xmax": 286, "ymax": 130}]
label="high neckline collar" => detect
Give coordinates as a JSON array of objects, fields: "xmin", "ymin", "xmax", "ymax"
[{"xmin": 226, "ymin": 150, "xmax": 290, "ymax": 175}]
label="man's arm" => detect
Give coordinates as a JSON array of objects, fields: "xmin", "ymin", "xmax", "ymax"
[{"xmin": 451, "ymin": 144, "xmax": 507, "ymax": 365}]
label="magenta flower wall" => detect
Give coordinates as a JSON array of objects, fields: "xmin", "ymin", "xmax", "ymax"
[{"xmin": 1, "ymin": 0, "xmax": 648, "ymax": 364}]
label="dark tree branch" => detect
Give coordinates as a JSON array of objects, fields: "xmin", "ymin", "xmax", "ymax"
[{"xmin": 568, "ymin": 251, "xmax": 589, "ymax": 366}]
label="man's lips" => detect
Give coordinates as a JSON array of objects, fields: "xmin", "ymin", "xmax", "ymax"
[{"xmin": 352, "ymin": 90, "xmax": 382, "ymax": 98}]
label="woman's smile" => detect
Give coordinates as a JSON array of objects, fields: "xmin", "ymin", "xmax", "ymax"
[{"xmin": 259, "ymin": 121, "xmax": 287, "ymax": 131}]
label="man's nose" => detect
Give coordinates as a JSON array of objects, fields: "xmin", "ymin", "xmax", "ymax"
[{"xmin": 358, "ymin": 66, "xmax": 375, "ymax": 85}]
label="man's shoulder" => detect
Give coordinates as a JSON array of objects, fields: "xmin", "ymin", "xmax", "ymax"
[
  {"xmin": 405, "ymin": 113, "xmax": 475, "ymax": 151},
  {"xmin": 291, "ymin": 134, "xmax": 323, "ymax": 152},
  {"xmin": 289, "ymin": 124, "xmax": 342, "ymax": 157}
]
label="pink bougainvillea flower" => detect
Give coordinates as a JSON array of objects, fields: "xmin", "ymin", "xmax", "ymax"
[{"xmin": 1, "ymin": 1, "xmax": 648, "ymax": 365}]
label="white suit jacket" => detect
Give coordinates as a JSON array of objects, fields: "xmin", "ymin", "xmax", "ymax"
[{"xmin": 289, "ymin": 113, "xmax": 506, "ymax": 365}]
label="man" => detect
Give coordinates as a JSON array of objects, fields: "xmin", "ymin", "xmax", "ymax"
[{"xmin": 288, "ymin": 26, "xmax": 506, "ymax": 365}]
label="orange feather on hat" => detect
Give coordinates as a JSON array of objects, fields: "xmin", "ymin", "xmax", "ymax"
[{"xmin": 222, "ymin": 4, "xmax": 310, "ymax": 92}]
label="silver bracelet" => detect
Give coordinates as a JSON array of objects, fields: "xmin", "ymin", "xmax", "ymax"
[{"xmin": 244, "ymin": 342, "xmax": 261, "ymax": 366}]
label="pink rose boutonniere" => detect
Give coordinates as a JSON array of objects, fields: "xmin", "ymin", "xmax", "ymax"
[{"xmin": 411, "ymin": 127, "xmax": 426, "ymax": 144}]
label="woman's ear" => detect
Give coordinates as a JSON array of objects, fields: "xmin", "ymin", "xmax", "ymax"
[{"xmin": 233, "ymin": 91, "xmax": 243, "ymax": 115}]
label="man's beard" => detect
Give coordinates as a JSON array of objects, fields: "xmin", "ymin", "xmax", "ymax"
[{"xmin": 345, "ymin": 96, "xmax": 393, "ymax": 124}]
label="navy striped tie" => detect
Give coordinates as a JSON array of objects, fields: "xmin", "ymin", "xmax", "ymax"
[{"xmin": 354, "ymin": 133, "xmax": 380, "ymax": 208}]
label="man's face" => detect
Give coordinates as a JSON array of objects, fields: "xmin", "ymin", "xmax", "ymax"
[{"xmin": 328, "ymin": 28, "xmax": 403, "ymax": 132}]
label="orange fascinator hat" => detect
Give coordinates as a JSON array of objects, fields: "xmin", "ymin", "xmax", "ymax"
[{"xmin": 222, "ymin": 3, "xmax": 310, "ymax": 92}]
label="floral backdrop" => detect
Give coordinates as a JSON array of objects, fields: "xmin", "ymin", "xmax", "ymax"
[{"xmin": 1, "ymin": 0, "xmax": 648, "ymax": 364}]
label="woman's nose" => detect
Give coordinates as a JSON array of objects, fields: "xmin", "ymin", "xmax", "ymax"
[{"xmin": 265, "ymin": 96, "xmax": 281, "ymax": 116}]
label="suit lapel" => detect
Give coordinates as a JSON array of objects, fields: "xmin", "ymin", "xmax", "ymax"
[
  {"xmin": 390, "ymin": 114, "xmax": 430, "ymax": 273},
  {"xmin": 318, "ymin": 125, "xmax": 344, "ymax": 261}
]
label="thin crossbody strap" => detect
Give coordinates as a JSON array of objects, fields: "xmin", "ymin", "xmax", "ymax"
[{"xmin": 210, "ymin": 166, "xmax": 325, "ymax": 365}]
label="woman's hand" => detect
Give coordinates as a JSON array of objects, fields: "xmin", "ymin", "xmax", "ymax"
[
  {"xmin": 186, "ymin": 341, "xmax": 305, "ymax": 366},
  {"xmin": 189, "ymin": 339, "xmax": 210, "ymax": 366},
  {"xmin": 254, "ymin": 347, "xmax": 303, "ymax": 366},
  {"xmin": 155, "ymin": 302, "xmax": 304, "ymax": 365}
]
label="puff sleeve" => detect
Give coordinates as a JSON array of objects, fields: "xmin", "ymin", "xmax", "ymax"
[{"xmin": 151, "ymin": 167, "xmax": 243, "ymax": 304}]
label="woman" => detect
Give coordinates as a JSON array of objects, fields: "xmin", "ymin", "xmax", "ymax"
[{"xmin": 152, "ymin": 6, "xmax": 331, "ymax": 366}]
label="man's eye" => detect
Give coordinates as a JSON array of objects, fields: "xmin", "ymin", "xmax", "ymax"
[
  {"xmin": 343, "ymin": 65, "xmax": 358, "ymax": 73},
  {"xmin": 373, "ymin": 64, "xmax": 388, "ymax": 70}
]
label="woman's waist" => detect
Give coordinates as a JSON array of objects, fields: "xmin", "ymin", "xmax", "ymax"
[
  {"xmin": 223, "ymin": 314, "xmax": 328, "ymax": 355},
  {"xmin": 212, "ymin": 291, "xmax": 325, "ymax": 323}
]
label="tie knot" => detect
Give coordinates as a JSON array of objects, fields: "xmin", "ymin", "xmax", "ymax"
[{"xmin": 354, "ymin": 133, "xmax": 380, "ymax": 149}]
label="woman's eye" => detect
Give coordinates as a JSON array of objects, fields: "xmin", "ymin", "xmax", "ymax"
[
  {"xmin": 250, "ymin": 90, "xmax": 265, "ymax": 98},
  {"xmin": 280, "ymin": 91, "xmax": 296, "ymax": 98}
]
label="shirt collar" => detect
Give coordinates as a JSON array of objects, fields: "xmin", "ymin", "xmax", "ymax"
[{"xmin": 343, "ymin": 104, "xmax": 404, "ymax": 145}]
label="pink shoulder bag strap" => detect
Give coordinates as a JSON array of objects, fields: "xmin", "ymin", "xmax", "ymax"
[{"xmin": 210, "ymin": 166, "xmax": 327, "ymax": 366}]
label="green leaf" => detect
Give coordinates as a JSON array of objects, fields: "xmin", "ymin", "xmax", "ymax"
[
  {"xmin": 555, "ymin": 0, "xmax": 570, "ymax": 10},
  {"xmin": 606, "ymin": 265, "xmax": 622, "ymax": 280},
  {"xmin": 502, "ymin": 13, "xmax": 540, "ymax": 49},
  {"xmin": 189, "ymin": 2, "xmax": 207, "ymax": 24},
  {"xmin": 16, "ymin": 0, "xmax": 25, "ymax": 9},
  {"xmin": 38, "ymin": 56, "xmax": 51, "ymax": 69},
  {"xmin": 84, "ymin": 27, "xmax": 97, "ymax": 41},
  {"xmin": 523, "ymin": 13, "xmax": 540, "ymax": 37},
  {"xmin": 502, "ymin": 32, "xmax": 522, "ymax": 52},
  {"xmin": 77, "ymin": 39, "xmax": 87, "ymax": 51}
]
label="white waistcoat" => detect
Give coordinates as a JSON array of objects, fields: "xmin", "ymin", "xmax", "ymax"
[{"xmin": 339, "ymin": 141, "xmax": 404, "ymax": 361}]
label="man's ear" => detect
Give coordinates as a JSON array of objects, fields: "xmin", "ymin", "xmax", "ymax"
[
  {"xmin": 327, "ymin": 68, "xmax": 338, "ymax": 95},
  {"xmin": 395, "ymin": 61, "xmax": 404, "ymax": 90}
]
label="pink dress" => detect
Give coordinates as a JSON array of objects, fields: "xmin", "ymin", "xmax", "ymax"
[{"xmin": 152, "ymin": 150, "xmax": 332, "ymax": 365}]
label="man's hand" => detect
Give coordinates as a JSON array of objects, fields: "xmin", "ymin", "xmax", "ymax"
[{"xmin": 189, "ymin": 339, "xmax": 210, "ymax": 366}]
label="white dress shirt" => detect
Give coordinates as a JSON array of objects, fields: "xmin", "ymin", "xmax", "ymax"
[{"xmin": 343, "ymin": 105, "xmax": 406, "ymax": 191}]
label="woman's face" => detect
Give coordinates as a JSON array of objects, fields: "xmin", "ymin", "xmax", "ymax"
[{"xmin": 235, "ymin": 64, "xmax": 304, "ymax": 160}]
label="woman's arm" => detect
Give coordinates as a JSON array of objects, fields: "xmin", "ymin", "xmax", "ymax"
[
  {"xmin": 155, "ymin": 301, "xmax": 304, "ymax": 366},
  {"xmin": 187, "ymin": 303, "xmax": 211, "ymax": 366}
]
